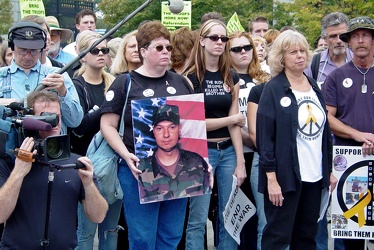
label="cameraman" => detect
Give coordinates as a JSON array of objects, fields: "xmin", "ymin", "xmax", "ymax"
[
  {"xmin": 0, "ymin": 21, "xmax": 83, "ymax": 134},
  {"xmin": 0, "ymin": 91, "xmax": 108, "ymax": 249}
]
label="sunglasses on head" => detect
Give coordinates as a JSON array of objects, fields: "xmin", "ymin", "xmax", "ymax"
[
  {"xmin": 149, "ymin": 45, "xmax": 174, "ymax": 52},
  {"xmin": 230, "ymin": 44, "xmax": 253, "ymax": 53},
  {"xmin": 89, "ymin": 47, "xmax": 110, "ymax": 55},
  {"xmin": 204, "ymin": 35, "xmax": 230, "ymax": 43}
]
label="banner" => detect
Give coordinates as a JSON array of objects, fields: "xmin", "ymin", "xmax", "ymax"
[
  {"xmin": 132, "ymin": 94, "xmax": 211, "ymax": 203},
  {"xmin": 161, "ymin": 1, "xmax": 191, "ymax": 31},
  {"xmin": 331, "ymin": 146, "xmax": 374, "ymax": 239},
  {"xmin": 19, "ymin": 0, "xmax": 45, "ymax": 18},
  {"xmin": 223, "ymin": 175, "xmax": 256, "ymax": 244},
  {"xmin": 227, "ymin": 12, "xmax": 245, "ymax": 35}
]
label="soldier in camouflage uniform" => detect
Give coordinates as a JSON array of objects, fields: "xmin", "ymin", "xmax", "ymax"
[{"xmin": 138, "ymin": 104, "xmax": 210, "ymax": 203}]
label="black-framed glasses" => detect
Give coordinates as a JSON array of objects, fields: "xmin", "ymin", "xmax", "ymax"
[
  {"xmin": 89, "ymin": 47, "xmax": 110, "ymax": 55},
  {"xmin": 204, "ymin": 35, "xmax": 230, "ymax": 43},
  {"xmin": 149, "ymin": 45, "xmax": 174, "ymax": 52},
  {"xmin": 230, "ymin": 44, "xmax": 253, "ymax": 53}
]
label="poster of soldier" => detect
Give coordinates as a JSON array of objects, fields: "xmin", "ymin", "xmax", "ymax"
[
  {"xmin": 131, "ymin": 93, "xmax": 211, "ymax": 204},
  {"xmin": 331, "ymin": 146, "xmax": 374, "ymax": 239}
]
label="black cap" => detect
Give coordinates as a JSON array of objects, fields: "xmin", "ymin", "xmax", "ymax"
[
  {"xmin": 9, "ymin": 21, "xmax": 46, "ymax": 50},
  {"xmin": 152, "ymin": 105, "xmax": 180, "ymax": 126}
]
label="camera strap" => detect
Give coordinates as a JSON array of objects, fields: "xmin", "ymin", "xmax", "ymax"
[{"xmin": 9, "ymin": 148, "xmax": 35, "ymax": 162}]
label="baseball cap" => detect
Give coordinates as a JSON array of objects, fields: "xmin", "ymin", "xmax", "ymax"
[
  {"xmin": 152, "ymin": 105, "xmax": 180, "ymax": 126},
  {"xmin": 339, "ymin": 16, "xmax": 374, "ymax": 43},
  {"xmin": 45, "ymin": 16, "xmax": 73, "ymax": 44},
  {"xmin": 9, "ymin": 21, "xmax": 46, "ymax": 50}
]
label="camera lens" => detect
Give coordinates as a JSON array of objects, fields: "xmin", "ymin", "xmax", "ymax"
[{"xmin": 46, "ymin": 137, "xmax": 64, "ymax": 159}]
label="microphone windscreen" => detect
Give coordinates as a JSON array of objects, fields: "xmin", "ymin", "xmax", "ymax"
[
  {"xmin": 168, "ymin": 0, "xmax": 184, "ymax": 14},
  {"xmin": 22, "ymin": 118, "xmax": 52, "ymax": 131}
]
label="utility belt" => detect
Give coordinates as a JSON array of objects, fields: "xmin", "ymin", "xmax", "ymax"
[{"xmin": 207, "ymin": 139, "xmax": 232, "ymax": 150}]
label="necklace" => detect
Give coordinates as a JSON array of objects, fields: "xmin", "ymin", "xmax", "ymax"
[{"xmin": 352, "ymin": 62, "xmax": 372, "ymax": 93}]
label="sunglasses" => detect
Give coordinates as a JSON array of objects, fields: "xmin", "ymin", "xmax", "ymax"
[
  {"xmin": 204, "ymin": 35, "xmax": 230, "ymax": 43},
  {"xmin": 230, "ymin": 44, "xmax": 253, "ymax": 53},
  {"xmin": 149, "ymin": 45, "xmax": 174, "ymax": 52},
  {"xmin": 89, "ymin": 47, "xmax": 110, "ymax": 55}
]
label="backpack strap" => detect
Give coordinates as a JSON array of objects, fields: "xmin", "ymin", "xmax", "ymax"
[
  {"xmin": 311, "ymin": 52, "xmax": 321, "ymax": 81},
  {"xmin": 119, "ymin": 74, "xmax": 131, "ymax": 138}
]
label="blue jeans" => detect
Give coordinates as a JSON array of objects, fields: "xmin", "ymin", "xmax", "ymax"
[
  {"xmin": 186, "ymin": 145, "xmax": 237, "ymax": 250},
  {"xmin": 118, "ymin": 160, "xmax": 188, "ymax": 250},
  {"xmin": 316, "ymin": 213, "xmax": 328, "ymax": 250},
  {"xmin": 76, "ymin": 199, "xmax": 122, "ymax": 250},
  {"xmin": 250, "ymin": 152, "xmax": 266, "ymax": 250}
]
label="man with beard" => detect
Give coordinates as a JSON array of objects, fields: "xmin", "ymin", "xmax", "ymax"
[
  {"xmin": 305, "ymin": 12, "xmax": 353, "ymax": 88},
  {"xmin": 137, "ymin": 105, "xmax": 211, "ymax": 203},
  {"xmin": 322, "ymin": 16, "xmax": 374, "ymax": 250},
  {"xmin": 45, "ymin": 16, "xmax": 75, "ymax": 65}
]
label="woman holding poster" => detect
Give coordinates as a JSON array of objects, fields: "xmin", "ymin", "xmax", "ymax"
[
  {"xmin": 183, "ymin": 19, "xmax": 246, "ymax": 250},
  {"xmin": 228, "ymin": 30, "xmax": 270, "ymax": 249},
  {"xmin": 256, "ymin": 30, "xmax": 337, "ymax": 250},
  {"xmin": 100, "ymin": 21, "xmax": 196, "ymax": 249}
]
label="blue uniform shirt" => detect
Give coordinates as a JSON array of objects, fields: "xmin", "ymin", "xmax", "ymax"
[{"xmin": 0, "ymin": 59, "xmax": 83, "ymax": 133}]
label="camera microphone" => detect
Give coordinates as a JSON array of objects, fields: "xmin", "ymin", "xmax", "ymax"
[{"xmin": 15, "ymin": 118, "xmax": 52, "ymax": 131}]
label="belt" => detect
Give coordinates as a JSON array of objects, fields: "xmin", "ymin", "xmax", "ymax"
[{"xmin": 207, "ymin": 139, "xmax": 232, "ymax": 150}]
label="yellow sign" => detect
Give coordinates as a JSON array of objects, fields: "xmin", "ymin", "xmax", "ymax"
[
  {"xmin": 20, "ymin": 0, "xmax": 45, "ymax": 18},
  {"xmin": 227, "ymin": 12, "xmax": 245, "ymax": 35},
  {"xmin": 161, "ymin": 1, "xmax": 191, "ymax": 31}
]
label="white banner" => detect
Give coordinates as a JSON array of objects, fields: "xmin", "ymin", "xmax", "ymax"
[{"xmin": 223, "ymin": 175, "xmax": 256, "ymax": 244}]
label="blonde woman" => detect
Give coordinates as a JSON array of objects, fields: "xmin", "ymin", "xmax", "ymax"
[
  {"xmin": 110, "ymin": 30, "xmax": 142, "ymax": 76},
  {"xmin": 228, "ymin": 31, "xmax": 270, "ymax": 250},
  {"xmin": 71, "ymin": 30, "xmax": 119, "ymax": 250},
  {"xmin": 256, "ymin": 30, "xmax": 337, "ymax": 249}
]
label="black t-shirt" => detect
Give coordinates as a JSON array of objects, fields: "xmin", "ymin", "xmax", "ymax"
[
  {"xmin": 100, "ymin": 70, "xmax": 193, "ymax": 154},
  {"xmin": 0, "ymin": 154, "xmax": 84, "ymax": 250},
  {"xmin": 188, "ymin": 69, "xmax": 240, "ymax": 139},
  {"xmin": 71, "ymin": 75, "xmax": 106, "ymax": 155},
  {"xmin": 247, "ymin": 83, "xmax": 265, "ymax": 105},
  {"xmin": 238, "ymin": 73, "xmax": 255, "ymax": 89}
]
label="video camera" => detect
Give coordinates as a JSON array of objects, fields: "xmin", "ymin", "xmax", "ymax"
[{"xmin": 0, "ymin": 103, "xmax": 70, "ymax": 163}]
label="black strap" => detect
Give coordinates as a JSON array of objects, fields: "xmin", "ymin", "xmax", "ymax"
[{"xmin": 311, "ymin": 52, "xmax": 321, "ymax": 81}]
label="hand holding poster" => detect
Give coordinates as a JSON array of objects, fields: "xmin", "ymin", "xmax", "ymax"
[
  {"xmin": 331, "ymin": 146, "xmax": 374, "ymax": 240},
  {"xmin": 223, "ymin": 175, "xmax": 256, "ymax": 244}
]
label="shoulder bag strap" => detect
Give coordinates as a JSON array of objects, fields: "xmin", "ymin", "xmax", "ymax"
[
  {"xmin": 311, "ymin": 52, "xmax": 321, "ymax": 80},
  {"xmin": 118, "ymin": 74, "xmax": 131, "ymax": 139}
]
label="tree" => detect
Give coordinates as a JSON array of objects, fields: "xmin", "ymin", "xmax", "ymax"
[
  {"xmin": 0, "ymin": 0, "xmax": 13, "ymax": 34},
  {"xmin": 281, "ymin": 0, "xmax": 374, "ymax": 45},
  {"xmin": 98, "ymin": 0, "xmax": 374, "ymax": 47}
]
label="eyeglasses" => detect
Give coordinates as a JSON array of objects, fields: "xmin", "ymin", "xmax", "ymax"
[
  {"xmin": 17, "ymin": 48, "xmax": 39, "ymax": 56},
  {"xmin": 149, "ymin": 45, "xmax": 174, "ymax": 52},
  {"xmin": 230, "ymin": 44, "xmax": 253, "ymax": 53},
  {"xmin": 89, "ymin": 47, "xmax": 110, "ymax": 55},
  {"xmin": 204, "ymin": 35, "xmax": 230, "ymax": 43}
]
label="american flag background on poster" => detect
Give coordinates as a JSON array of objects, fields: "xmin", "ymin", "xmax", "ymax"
[{"xmin": 131, "ymin": 93, "xmax": 211, "ymax": 203}]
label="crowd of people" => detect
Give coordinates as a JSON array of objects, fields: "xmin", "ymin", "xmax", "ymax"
[{"xmin": 0, "ymin": 7, "xmax": 373, "ymax": 250}]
